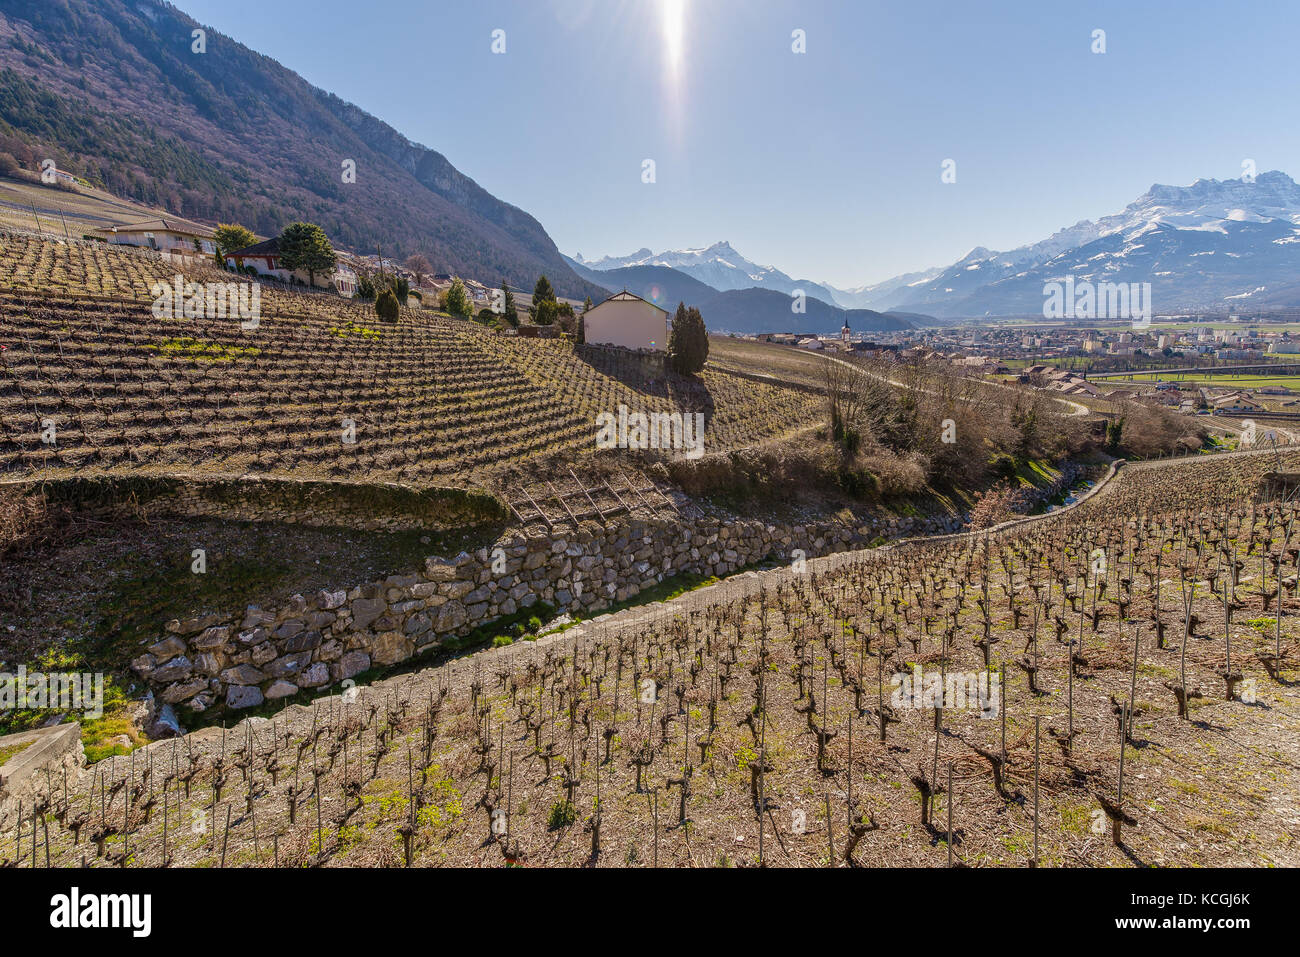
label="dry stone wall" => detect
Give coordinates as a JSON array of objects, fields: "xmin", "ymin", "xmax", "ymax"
[{"xmin": 131, "ymin": 510, "xmax": 960, "ymax": 717}]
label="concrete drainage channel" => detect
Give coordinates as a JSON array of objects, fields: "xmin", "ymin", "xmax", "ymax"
[{"xmin": 0, "ymin": 724, "xmax": 84, "ymax": 832}]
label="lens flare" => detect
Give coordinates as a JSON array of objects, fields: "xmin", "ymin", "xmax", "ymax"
[{"xmin": 662, "ymin": 0, "xmax": 686, "ymax": 75}]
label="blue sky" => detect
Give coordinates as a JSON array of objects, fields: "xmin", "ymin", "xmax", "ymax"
[{"xmin": 175, "ymin": 0, "xmax": 1300, "ymax": 287}]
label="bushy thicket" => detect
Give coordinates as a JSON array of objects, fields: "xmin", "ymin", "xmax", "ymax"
[{"xmin": 823, "ymin": 357, "xmax": 1093, "ymax": 496}]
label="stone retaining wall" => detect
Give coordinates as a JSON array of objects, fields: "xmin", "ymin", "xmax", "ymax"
[{"xmin": 131, "ymin": 509, "xmax": 962, "ymax": 716}]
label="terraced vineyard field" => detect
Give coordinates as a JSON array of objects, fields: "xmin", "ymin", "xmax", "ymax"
[
  {"xmin": 0, "ymin": 234, "xmax": 823, "ymax": 486},
  {"xmin": 5, "ymin": 448, "xmax": 1296, "ymax": 868}
]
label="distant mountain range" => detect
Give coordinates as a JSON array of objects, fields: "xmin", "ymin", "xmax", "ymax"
[
  {"xmin": 565, "ymin": 255, "xmax": 917, "ymax": 336},
  {"xmin": 863, "ymin": 171, "xmax": 1300, "ymax": 317},
  {"xmin": 564, "ymin": 258, "xmax": 717, "ymax": 312},
  {"xmin": 0, "ymin": 0, "xmax": 605, "ymax": 299},
  {"xmin": 580, "ymin": 172, "xmax": 1300, "ymax": 319},
  {"xmin": 693, "ymin": 288, "xmax": 918, "ymax": 337},
  {"xmin": 573, "ymin": 242, "xmax": 841, "ymax": 305}
]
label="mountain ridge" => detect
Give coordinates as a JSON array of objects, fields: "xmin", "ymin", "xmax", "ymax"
[
  {"xmin": 583, "ymin": 172, "xmax": 1300, "ymax": 317},
  {"xmin": 860, "ymin": 171, "xmax": 1300, "ymax": 316},
  {"xmin": 0, "ymin": 0, "xmax": 606, "ymax": 299},
  {"xmin": 575, "ymin": 241, "xmax": 841, "ymax": 305}
]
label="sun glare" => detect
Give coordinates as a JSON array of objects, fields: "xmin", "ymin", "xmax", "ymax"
[{"xmin": 662, "ymin": 0, "xmax": 686, "ymax": 75}]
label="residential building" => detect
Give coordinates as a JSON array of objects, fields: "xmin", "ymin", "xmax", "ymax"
[
  {"xmin": 582, "ymin": 291, "xmax": 670, "ymax": 351},
  {"xmin": 89, "ymin": 217, "xmax": 217, "ymax": 258}
]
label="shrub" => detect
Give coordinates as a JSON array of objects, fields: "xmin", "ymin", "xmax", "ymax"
[
  {"xmin": 444, "ymin": 278, "xmax": 473, "ymax": 318},
  {"xmin": 547, "ymin": 800, "xmax": 577, "ymax": 829},
  {"xmin": 527, "ymin": 616, "xmax": 543, "ymax": 632},
  {"xmin": 213, "ymin": 223, "xmax": 256, "ymax": 260},
  {"xmin": 859, "ymin": 451, "xmax": 928, "ymax": 496},
  {"xmin": 375, "ymin": 288, "xmax": 399, "ymax": 322},
  {"xmin": 988, "ymin": 452, "xmax": 1018, "ymax": 481},
  {"xmin": 491, "ymin": 634, "xmax": 514, "ymax": 648}
]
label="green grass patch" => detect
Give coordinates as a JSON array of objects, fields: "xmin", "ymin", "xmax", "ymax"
[
  {"xmin": 0, "ymin": 740, "xmax": 33, "ymax": 766},
  {"xmin": 143, "ymin": 337, "xmax": 260, "ymax": 362}
]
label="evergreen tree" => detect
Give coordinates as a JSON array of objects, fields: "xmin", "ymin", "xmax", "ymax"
[
  {"xmin": 668, "ymin": 302, "xmax": 709, "ymax": 374},
  {"xmin": 533, "ymin": 298, "xmax": 558, "ymax": 326},
  {"xmin": 278, "ymin": 222, "xmax": 336, "ymax": 286},
  {"xmin": 530, "ymin": 274, "xmax": 556, "ymax": 321},
  {"xmin": 375, "ymin": 287, "xmax": 399, "ymax": 322}
]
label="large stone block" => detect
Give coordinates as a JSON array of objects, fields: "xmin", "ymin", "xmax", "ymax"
[
  {"xmin": 151, "ymin": 656, "xmax": 194, "ymax": 683},
  {"xmin": 191, "ymin": 626, "xmax": 232, "ymax": 651},
  {"xmin": 434, "ymin": 601, "xmax": 468, "ymax": 633},
  {"xmin": 265, "ymin": 680, "xmax": 299, "ymax": 700},
  {"xmin": 440, "ymin": 580, "xmax": 474, "ymax": 600},
  {"xmin": 226, "ymin": 685, "xmax": 264, "ymax": 709},
  {"xmin": 161, "ymin": 677, "xmax": 207, "ymax": 704},
  {"xmin": 370, "ymin": 632, "xmax": 414, "ymax": 666},
  {"xmin": 265, "ymin": 652, "xmax": 312, "ymax": 679},
  {"xmin": 283, "ymin": 629, "xmax": 322, "ymax": 653},
  {"xmin": 423, "ymin": 559, "xmax": 459, "ymax": 581},
  {"xmin": 221, "ymin": 664, "xmax": 266, "ymax": 686},
  {"xmin": 350, "ymin": 597, "xmax": 387, "ymax": 631},
  {"xmin": 335, "ymin": 651, "xmax": 370, "ymax": 681},
  {"xmin": 147, "ymin": 636, "xmax": 187, "ymax": 663},
  {"xmin": 297, "ymin": 663, "xmax": 329, "ymax": 688},
  {"xmin": 316, "ymin": 589, "xmax": 347, "ymax": 610}
]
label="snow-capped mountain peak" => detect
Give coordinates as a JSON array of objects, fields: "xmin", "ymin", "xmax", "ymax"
[
  {"xmin": 577, "ymin": 172, "xmax": 1300, "ymax": 316},
  {"xmin": 573, "ymin": 241, "xmax": 839, "ymax": 303},
  {"xmin": 864, "ymin": 170, "xmax": 1300, "ymax": 316}
]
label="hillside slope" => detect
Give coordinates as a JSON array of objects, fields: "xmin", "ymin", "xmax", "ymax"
[
  {"xmin": 0, "ymin": 0, "xmax": 605, "ymax": 299},
  {"xmin": 0, "ymin": 235, "xmax": 824, "ymax": 485},
  {"xmin": 698, "ymin": 287, "xmax": 916, "ymax": 336}
]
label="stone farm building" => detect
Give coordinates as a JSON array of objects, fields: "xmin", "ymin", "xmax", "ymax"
[{"xmin": 583, "ymin": 291, "xmax": 670, "ymax": 351}]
